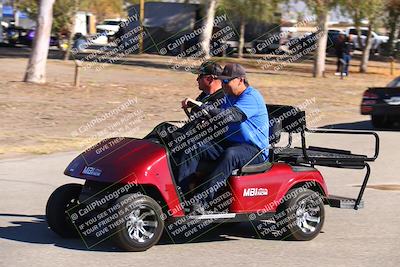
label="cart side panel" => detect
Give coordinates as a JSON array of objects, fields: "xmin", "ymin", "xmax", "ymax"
[{"xmin": 229, "ymin": 163, "xmax": 327, "ymax": 213}]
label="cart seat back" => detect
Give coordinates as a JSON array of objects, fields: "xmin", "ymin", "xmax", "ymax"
[
  {"xmin": 268, "ymin": 116, "xmax": 282, "ymax": 145},
  {"xmin": 267, "ymin": 104, "xmax": 306, "ymax": 134}
]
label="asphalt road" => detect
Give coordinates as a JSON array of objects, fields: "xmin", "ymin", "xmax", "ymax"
[{"xmin": 0, "ymin": 128, "xmax": 399, "ymax": 267}]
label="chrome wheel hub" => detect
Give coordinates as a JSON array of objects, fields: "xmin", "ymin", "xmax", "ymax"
[
  {"xmin": 296, "ymin": 198, "xmax": 321, "ymax": 233},
  {"xmin": 126, "ymin": 205, "xmax": 158, "ymax": 243}
]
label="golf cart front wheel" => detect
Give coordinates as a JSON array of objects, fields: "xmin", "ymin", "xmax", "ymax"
[
  {"xmin": 46, "ymin": 183, "xmax": 82, "ymax": 238},
  {"xmin": 112, "ymin": 194, "xmax": 164, "ymax": 252},
  {"xmin": 277, "ymin": 188, "xmax": 325, "ymax": 241}
]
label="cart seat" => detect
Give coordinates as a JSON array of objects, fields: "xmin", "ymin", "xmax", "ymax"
[{"xmin": 235, "ymin": 161, "xmax": 272, "ymax": 175}]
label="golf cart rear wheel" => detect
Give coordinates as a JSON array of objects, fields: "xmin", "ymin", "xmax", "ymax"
[
  {"xmin": 112, "ymin": 194, "xmax": 164, "ymax": 252},
  {"xmin": 277, "ymin": 188, "xmax": 324, "ymax": 241},
  {"xmin": 46, "ymin": 183, "xmax": 82, "ymax": 238}
]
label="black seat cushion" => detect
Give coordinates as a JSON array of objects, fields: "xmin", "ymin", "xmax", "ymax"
[
  {"xmin": 197, "ymin": 160, "xmax": 272, "ymax": 176},
  {"xmin": 240, "ymin": 162, "xmax": 272, "ymax": 174}
]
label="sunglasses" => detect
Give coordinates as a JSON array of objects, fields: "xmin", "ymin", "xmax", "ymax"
[
  {"xmin": 222, "ymin": 77, "xmax": 237, "ymax": 84},
  {"xmin": 197, "ymin": 74, "xmax": 215, "ymax": 81}
]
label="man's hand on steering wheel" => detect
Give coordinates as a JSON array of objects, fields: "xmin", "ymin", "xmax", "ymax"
[
  {"xmin": 181, "ymin": 98, "xmax": 202, "ymax": 109},
  {"xmin": 181, "ymin": 98, "xmax": 210, "ymax": 119}
]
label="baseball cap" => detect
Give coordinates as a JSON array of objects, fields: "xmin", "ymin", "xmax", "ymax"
[
  {"xmin": 192, "ymin": 61, "xmax": 223, "ymax": 76},
  {"xmin": 217, "ymin": 63, "xmax": 246, "ymax": 80}
]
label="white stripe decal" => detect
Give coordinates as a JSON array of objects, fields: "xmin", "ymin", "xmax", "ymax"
[{"xmin": 187, "ymin": 213, "xmax": 237, "ymax": 220}]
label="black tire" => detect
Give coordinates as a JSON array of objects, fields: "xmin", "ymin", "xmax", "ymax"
[
  {"xmin": 46, "ymin": 183, "xmax": 82, "ymax": 238},
  {"xmin": 276, "ymin": 188, "xmax": 325, "ymax": 241},
  {"xmin": 371, "ymin": 115, "xmax": 389, "ymax": 128},
  {"xmin": 112, "ymin": 194, "xmax": 164, "ymax": 252}
]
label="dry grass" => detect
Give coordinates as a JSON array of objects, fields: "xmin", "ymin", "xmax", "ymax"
[{"xmin": 0, "ymin": 52, "xmax": 396, "ymax": 158}]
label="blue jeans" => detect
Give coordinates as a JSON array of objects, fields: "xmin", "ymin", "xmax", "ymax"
[
  {"xmin": 342, "ymin": 54, "xmax": 351, "ymax": 75},
  {"xmin": 173, "ymin": 141, "xmax": 265, "ymax": 202}
]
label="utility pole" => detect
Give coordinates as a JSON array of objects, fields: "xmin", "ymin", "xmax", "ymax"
[{"xmin": 139, "ymin": 0, "xmax": 144, "ymax": 54}]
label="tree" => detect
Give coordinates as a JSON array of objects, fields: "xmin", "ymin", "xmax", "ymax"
[
  {"xmin": 200, "ymin": 0, "xmax": 218, "ymax": 59},
  {"xmin": 17, "ymin": 1, "xmax": 75, "ymax": 36},
  {"xmin": 18, "ymin": 0, "xmax": 80, "ymax": 61},
  {"xmin": 24, "ymin": 0, "xmax": 56, "ymax": 83},
  {"xmin": 340, "ymin": 0, "xmax": 384, "ymax": 73},
  {"xmin": 61, "ymin": 0, "xmax": 79, "ymax": 60},
  {"xmin": 19, "ymin": 0, "xmax": 125, "ymax": 61},
  {"xmin": 19, "ymin": 0, "xmax": 124, "ymax": 33},
  {"xmin": 304, "ymin": 0, "xmax": 338, "ymax": 78},
  {"xmin": 219, "ymin": 0, "xmax": 279, "ymax": 58},
  {"xmin": 385, "ymin": 0, "xmax": 400, "ymax": 55},
  {"xmin": 81, "ymin": 0, "xmax": 124, "ymax": 23},
  {"xmin": 16, "ymin": 0, "xmax": 39, "ymax": 19}
]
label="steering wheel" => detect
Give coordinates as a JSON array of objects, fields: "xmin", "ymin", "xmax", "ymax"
[
  {"xmin": 183, "ymin": 100, "xmax": 211, "ymax": 119},
  {"xmin": 183, "ymin": 106, "xmax": 191, "ymax": 117}
]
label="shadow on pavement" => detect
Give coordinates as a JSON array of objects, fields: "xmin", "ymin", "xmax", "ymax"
[
  {"xmin": 0, "ymin": 213, "xmax": 114, "ymax": 252},
  {"xmin": 0, "ymin": 213, "xmax": 283, "ymax": 252}
]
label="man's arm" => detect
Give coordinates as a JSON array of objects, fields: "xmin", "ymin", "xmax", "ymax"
[{"xmin": 207, "ymin": 106, "xmax": 247, "ymax": 123}]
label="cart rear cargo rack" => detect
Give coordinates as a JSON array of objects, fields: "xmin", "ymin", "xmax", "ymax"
[{"xmin": 267, "ymin": 105, "xmax": 380, "ymax": 210}]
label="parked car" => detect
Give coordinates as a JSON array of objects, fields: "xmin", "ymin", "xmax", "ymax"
[
  {"xmin": 5, "ymin": 26, "xmax": 28, "ymax": 45},
  {"xmin": 345, "ymin": 27, "xmax": 389, "ymax": 54},
  {"xmin": 326, "ymin": 29, "xmax": 344, "ymax": 54},
  {"xmin": 395, "ymin": 39, "xmax": 400, "ymax": 54},
  {"xmin": 327, "ymin": 29, "xmax": 343, "ymax": 41},
  {"xmin": 6, "ymin": 26, "xmax": 59, "ymax": 47},
  {"xmin": 96, "ymin": 19, "xmax": 126, "ymax": 37},
  {"xmin": 286, "ymin": 30, "xmax": 336, "ymax": 55},
  {"xmin": 361, "ymin": 76, "xmax": 400, "ymax": 128},
  {"xmin": 25, "ymin": 29, "xmax": 60, "ymax": 47}
]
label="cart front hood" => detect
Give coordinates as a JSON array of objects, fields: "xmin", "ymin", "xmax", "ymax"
[{"xmin": 64, "ymin": 138, "xmax": 169, "ymax": 184}]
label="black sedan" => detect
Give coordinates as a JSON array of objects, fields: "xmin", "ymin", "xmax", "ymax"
[{"xmin": 361, "ymin": 76, "xmax": 400, "ymax": 128}]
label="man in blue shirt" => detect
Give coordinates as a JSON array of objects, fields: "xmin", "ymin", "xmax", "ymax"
[
  {"xmin": 217, "ymin": 64, "xmax": 269, "ymax": 160},
  {"xmin": 174, "ymin": 63, "xmax": 269, "ymax": 212}
]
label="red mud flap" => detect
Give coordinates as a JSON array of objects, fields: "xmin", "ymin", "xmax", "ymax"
[{"xmin": 325, "ymin": 195, "xmax": 364, "ymax": 209}]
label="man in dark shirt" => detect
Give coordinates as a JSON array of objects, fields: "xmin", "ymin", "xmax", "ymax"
[
  {"xmin": 181, "ymin": 61, "xmax": 225, "ymax": 113},
  {"xmin": 335, "ymin": 33, "xmax": 353, "ymax": 76},
  {"xmin": 145, "ymin": 61, "xmax": 224, "ymax": 143}
]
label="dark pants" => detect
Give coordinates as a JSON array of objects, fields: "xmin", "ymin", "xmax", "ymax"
[
  {"xmin": 342, "ymin": 54, "xmax": 351, "ymax": 75},
  {"xmin": 336, "ymin": 56, "xmax": 340, "ymax": 72},
  {"xmin": 174, "ymin": 141, "xmax": 265, "ymax": 203},
  {"xmin": 336, "ymin": 54, "xmax": 351, "ymax": 74}
]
